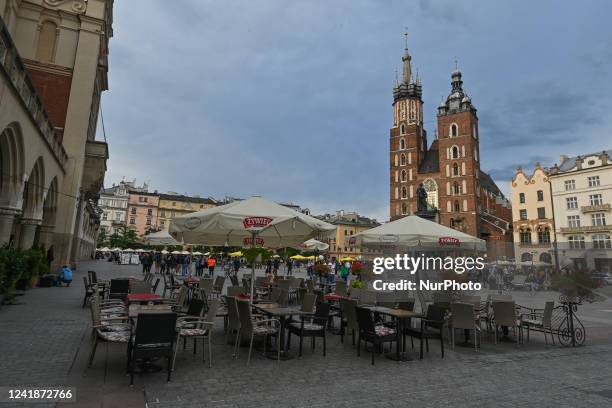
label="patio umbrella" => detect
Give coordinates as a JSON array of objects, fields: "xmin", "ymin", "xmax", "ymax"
[
  {"xmin": 142, "ymin": 229, "xmax": 181, "ymax": 246},
  {"xmin": 123, "ymin": 248, "xmax": 134, "ymax": 253},
  {"xmin": 171, "ymin": 250, "xmax": 181, "ymax": 255},
  {"xmin": 290, "ymin": 254, "xmax": 305, "ymax": 260},
  {"xmin": 111, "ymin": 247, "xmax": 122, "ymax": 252},
  {"xmin": 169, "ymin": 196, "xmax": 335, "ymax": 301},
  {"xmin": 135, "ymin": 248, "xmax": 144, "ymax": 253},
  {"xmin": 228, "ymin": 251, "xmax": 243, "ymax": 257},
  {"xmin": 301, "ymin": 238, "xmax": 329, "ymax": 251},
  {"xmin": 350, "ymin": 215, "xmax": 486, "ymax": 251},
  {"xmin": 161, "ymin": 249, "xmax": 169, "ymax": 254},
  {"xmin": 99, "ymin": 247, "xmax": 110, "ymax": 252},
  {"xmin": 339, "ymin": 257, "xmax": 355, "ymax": 262},
  {"xmin": 192, "ymin": 251, "xmax": 203, "ymax": 256}
]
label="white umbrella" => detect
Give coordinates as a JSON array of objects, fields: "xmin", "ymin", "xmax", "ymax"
[
  {"xmin": 350, "ymin": 215, "xmax": 486, "ymax": 251},
  {"xmin": 111, "ymin": 247, "xmax": 122, "ymax": 252},
  {"xmin": 169, "ymin": 196, "xmax": 335, "ymax": 301},
  {"xmin": 181, "ymin": 250, "xmax": 191, "ymax": 255},
  {"xmin": 301, "ymin": 238, "xmax": 329, "ymax": 251},
  {"xmin": 123, "ymin": 248, "xmax": 134, "ymax": 253},
  {"xmin": 135, "ymin": 248, "xmax": 145, "ymax": 253},
  {"xmin": 171, "ymin": 250, "xmax": 181, "ymax": 255},
  {"xmin": 142, "ymin": 229, "xmax": 181, "ymax": 246},
  {"xmin": 192, "ymin": 251, "xmax": 203, "ymax": 256},
  {"xmin": 161, "ymin": 249, "xmax": 169, "ymax": 254},
  {"xmin": 99, "ymin": 247, "xmax": 110, "ymax": 252}
]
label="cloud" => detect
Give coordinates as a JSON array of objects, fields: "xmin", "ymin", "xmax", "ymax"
[{"xmin": 101, "ymin": 0, "xmax": 612, "ymax": 221}]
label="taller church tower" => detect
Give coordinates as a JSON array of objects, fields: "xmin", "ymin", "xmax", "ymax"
[{"xmin": 389, "ymin": 35, "xmax": 427, "ymax": 220}]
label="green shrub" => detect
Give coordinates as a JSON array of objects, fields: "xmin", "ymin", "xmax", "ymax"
[
  {"xmin": 550, "ymin": 271, "xmax": 598, "ymax": 303},
  {"xmin": 0, "ymin": 246, "xmax": 27, "ymax": 299}
]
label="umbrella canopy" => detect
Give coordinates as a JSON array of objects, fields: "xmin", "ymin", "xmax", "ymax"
[
  {"xmin": 290, "ymin": 254, "xmax": 305, "ymax": 260},
  {"xmin": 111, "ymin": 247, "xmax": 122, "ymax": 251},
  {"xmin": 339, "ymin": 257, "xmax": 355, "ymax": 262},
  {"xmin": 301, "ymin": 238, "xmax": 330, "ymax": 251},
  {"xmin": 228, "ymin": 251, "xmax": 243, "ymax": 257},
  {"xmin": 142, "ymin": 229, "xmax": 181, "ymax": 246},
  {"xmin": 161, "ymin": 249, "xmax": 169, "ymax": 254},
  {"xmin": 192, "ymin": 251, "xmax": 203, "ymax": 255},
  {"xmin": 123, "ymin": 248, "xmax": 134, "ymax": 253},
  {"xmin": 181, "ymin": 250, "xmax": 191, "ymax": 255},
  {"xmin": 135, "ymin": 248, "xmax": 144, "ymax": 253},
  {"xmin": 171, "ymin": 250, "xmax": 181, "ymax": 255},
  {"xmin": 169, "ymin": 196, "xmax": 335, "ymax": 248},
  {"xmin": 350, "ymin": 215, "xmax": 486, "ymax": 251}
]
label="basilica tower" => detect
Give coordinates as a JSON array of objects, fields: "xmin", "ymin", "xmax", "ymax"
[
  {"xmin": 436, "ymin": 68, "xmax": 481, "ymax": 236},
  {"xmin": 389, "ymin": 35, "xmax": 427, "ymax": 220}
]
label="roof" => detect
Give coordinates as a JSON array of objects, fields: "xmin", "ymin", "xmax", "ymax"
[
  {"xmin": 558, "ymin": 149, "xmax": 612, "ymax": 172},
  {"xmin": 479, "ymin": 170, "xmax": 504, "ymax": 198},
  {"xmin": 316, "ymin": 213, "xmax": 379, "ymax": 228},
  {"xmin": 158, "ymin": 193, "xmax": 217, "ymax": 205},
  {"xmin": 418, "ymin": 149, "xmax": 440, "ymax": 174}
]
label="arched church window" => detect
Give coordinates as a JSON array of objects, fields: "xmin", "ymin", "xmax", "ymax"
[
  {"xmin": 454, "ymin": 200, "xmax": 460, "ymax": 212},
  {"xmin": 453, "ymin": 182, "xmax": 460, "ymax": 195},
  {"xmin": 401, "ymin": 186, "xmax": 407, "ymax": 199},
  {"xmin": 400, "ymin": 154, "xmax": 406, "ymax": 166},
  {"xmin": 401, "ymin": 203, "xmax": 408, "ymax": 215},
  {"xmin": 400, "ymin": 170, "xmax": 407, "ymax": 182},
  {"xmin": 399, "ymin": 138, "xmax": 405, "ymax": 150},
  {"xmin": 423, "ymin": 178, "xmax": 438, "ymax": 209},
  {"xmin": 400, "ymin": 124, "xmax": 406, "ymax": 135},
  {"xmin": 452, "ymin": 163, "xmax": 459, "ymax": 176},
  {"xmin": 450, "ymin": 123, "xmax": 458, "ymax": 138},
  {"xmin": 452, "ymin": 146, "xmax": 460, "ymax": 159}
]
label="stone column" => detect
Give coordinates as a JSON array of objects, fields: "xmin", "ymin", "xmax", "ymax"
[
  {"xmin": 38, "ymin": 224, "xmax": 56, "ymax": 251},
  {"xmin": 0, "ymin": 208, "xmax": 20, "ymax": 246},
  {"xmin": 18, "ymin": 218, "xmax": 42, "ymax": 249}
]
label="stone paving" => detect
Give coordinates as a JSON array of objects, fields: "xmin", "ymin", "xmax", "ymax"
[{"xmin": 1, "ymin": 260, "xmax": 612, "ymax": 407}]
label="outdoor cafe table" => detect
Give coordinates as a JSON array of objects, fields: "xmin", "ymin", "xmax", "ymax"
[
  {"xmin": 362, "ymin": 305, "xmax": 422, "ymax": 361},
  {"xmin": 126, "ymin": 293, "xmax": 162, "ymax": 305},
  {"xmin": 251, "ymin": 304, "xmax": 310, "ymax": 360},
  {"xmin": 128, "ymin": 304, "xmax": 173, "ymax": 319}
]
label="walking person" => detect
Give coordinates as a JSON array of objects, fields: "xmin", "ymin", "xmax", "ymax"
[
  {"xmin": 286, "ymin": 258, "xmax": 293, "ymax": 276},
  {"xmin": 207, "ymin": 256, "xmax": 216, "ymax": 277},
  {"xmin": 182, "ymin": 254, "xmax": 190, "ymax": 276},
  {"xmin": 272, "ymin": 257, "xmax": 280, "ymax": 278},
  {"xmin": 233, "ymin": 257, "xmax": 241, "ymax": 276}
]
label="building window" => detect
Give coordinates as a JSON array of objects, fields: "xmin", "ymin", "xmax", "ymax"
[
  {"xmin": 401, "ymin": 203, "xmax": 408, "ymax": 215},
  {"xmin": 200, "ymin": 205, "xmax": 204, "ymax": 208},
  {"xmin": 400, "ymin": 154, "xmax": 406, "ymax": 166},
  {"xmin": 160, "ymin": 220, "xmax": 165, "ymax": 227},
  {"xmin": 452, "ymin": 163, "xmax": 459, "ymax": 176},
  {"xmin": 593, "ymin": 234, "xmax": 611, "ymax": 249},
  {"xmin": 401, "ymin": 186, "xmax": 407, "ymax": 199},
  {"xmin": 147, "ymin": 208, "xmax": 152, "ymax": 215},
  {"xmin": 519, "ymin": 209, "xmax": 527, "ymax": 220},
  {"xmin": 564, "ymin": 180, "xmax": 575, "ymax": 190},
  {"xmin": 454, "ymin": 200, "xmax": 460, "ymax": 212},
  {"xmin": 520, "ymin": 229, "xmax": 532, "ymax": 244},
  {"xmin": 115, "ymin": 213, "xmax": 121, "ymax": 221},
  {"xmin": 537, "ymin": 207, "xmax": 546, "ymax": 219},
  {"xmin": 588, "ymin": 176, "xmax": 600, "ymax": 187},
  {"xmin": 400, "ymin": 124, "xmax": 406, "ymax": 135},
  {"xmin": 568, "ymin": 235, "xmax": 585, "ymax": 249},
  {"xmin": 139, "ymin": 197, "xmax": 144, "ymax": 202},
  {"xmin": 590, "ymin": 194, "xmax": 603, "ymax": 206},
  {"xmin": 450, "ymin": 123, "xmax": 458, "ymax": 138},
  {"xmin": 519, "ymin": 193, "xmax": 525, "ymax": 204},
  {"xmin": 36, "ymin": 21, "xmax": 57, "ymax": 63},
  {"xmin": 129, "ymin": 217, "xmax": 136, "ymax": 225},
  {"xmin": 453, "ymin": 182, "xmax": 460, "ymax": 195},
  {"xmin": 399, "ymin": 138, "xmax": 406, "ymax": 150},
  {"xmin": 591, "ymin": 213, "xmax": 606, "ymax": 226},
  {"xmin": 131, "ymin": 208, "xmax": 136, "ymax": 214},
  {"xmin": 537, "ymin": 190, "xmax": 544, "ymax": 201},
  {"xmin": 102, "ymin": 212, "xmax": 108, "ymax": 221},
  {"xmin": 401, "ymin": 170, "xmax": 407, "ymax": 182},
  {"xmin": 566, "ymin": 197, "xmax": 578, "ymax": 209},
  {"xmin": 146, "ymin": 218, "xmax": 151, "ymax": 226},
  {"xmin": 538, "ymin": 228, "xmax": 550, "ymax": 243},
  {"xmin": 172, "ymin": 202, "xmax": 176, "ymax": 206},
  {"xmin": 451, "ymin": 146, "xmax": 459, "ymax": 159},
  {"xmin": 567, "ymin": 215, "xmax": 581, "ymax": 228},
  {"xmin": 160, "ymin": 210, "xmax": 166, "ymax": 217},
  {"xmin": 423, "ymin": 178, "xmax": 439, "ymax": 209}
]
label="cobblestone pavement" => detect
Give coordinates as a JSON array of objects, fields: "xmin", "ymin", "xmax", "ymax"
[{"xmin": 1, "ymin": 260, "xmax": 612, "ymax": 408}]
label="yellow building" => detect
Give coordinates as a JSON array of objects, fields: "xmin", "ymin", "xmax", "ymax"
[
  {"xmin": 157, "ymin": 193, "xmax": 217, "ymax": 230},
  {"xmin": 317, "ymin": 211, "xmax": 380, "ymax": 260}
]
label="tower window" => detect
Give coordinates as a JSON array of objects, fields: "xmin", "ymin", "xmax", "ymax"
[
  {"xmin": 400, "ymin": 124, "xmax": 406, "ymax": 135},
  {"xmin": 399, "ymin": 138, "xmax": 406, "ymax": 150},
  {"xmin": 452, "ymin": 163, "xmax": 459, "ymax": 176},
  {"xmin": 450, "ymin": 123, "xmax": 458, "ymax": 138},
  {"xmin": 401, "ymin": 203, "xmax": 408, "ymax": 215},
  {"xmin": 401, "ymin": 186, "xmax": 407, "ymax": 199},
  {"xmin": 519, "ymin": 193, "xmax": 525, "ymax": 203},
  {"xmin": 401, "ymin": 170, "xmax": 407, "ymax": 182},
  {"xmin": 451, "ymin": 146, "xmax": 460, "ymax": 159},
  {"xmin": 453, "ymin": 182, "xmax": 460, "ymax": 195},
  {"xmin": 454, "ymin": 200, "xmax": 460, "ymax": 212},
  {"xmin": 400, "ymin": 154, "xmax": 406, "ymax": 166}
]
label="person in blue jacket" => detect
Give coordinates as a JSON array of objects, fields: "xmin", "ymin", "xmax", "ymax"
[{"xmin": 56, "ymin": 265, "xmax": 73, "ymax": 286}]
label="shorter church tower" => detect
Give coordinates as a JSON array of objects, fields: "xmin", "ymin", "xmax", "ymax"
[{"xmin": 436, "ymin": 68, "xmax": 481, "ymax": 236}]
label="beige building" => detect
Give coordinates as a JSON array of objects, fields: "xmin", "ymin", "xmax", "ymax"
[
  {"xmin": 157, "ymin": 193, "xmax": 216, "ymax": 230},
  {"xmin": 511, "ymin": 164, "xmax": 555, "ymax": 265},
  {"xmin": 99, "ymin": 180, "xmax": 147, "ymax": 236},
  {"xmin": 549, "ymin": 150, "xmax": 612, "ymax": 272},
  {"xmin": 0, "ymin": 0, "xmax": 113, "ymax": 268},
  {"xmin": 127, "ymin": 191, "xmax": 159, "ymax": 238},
  {"xmin": 317, "ymin": 210, "xmax": 380, "ymax": 260}
]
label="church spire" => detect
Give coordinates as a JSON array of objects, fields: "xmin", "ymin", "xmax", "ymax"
[{"xmin": 401, "ymin": 32, "xmax": 412, "ymax": 84}]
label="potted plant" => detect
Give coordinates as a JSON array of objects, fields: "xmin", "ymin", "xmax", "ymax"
[
  {"xmin": 313, "ymin": 262, "xmax": 330, "ymax": 284},
  {"xmin": 0, "ymin": 246, "xmax": 27, "ymax": 303}
]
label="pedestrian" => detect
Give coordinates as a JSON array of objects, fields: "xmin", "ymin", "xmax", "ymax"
[
  {"xmin": 272, "ymin": 257, "xmax": 280, "ymax": 277},
  {"xmin": 56, "ymin": 265, "xmax": 73, "ymax": 286},
  {"xmin": 154, "ymin": 251, "xmax": 161, "ymax": 273},
  {"xmin": 182, "ymin": 254, "xmax": 190, "ymax": 276},
  {"xmin": 160, "ymin": 254, "xmax": 166, "ymax": 274},
  {"xmin": 207, "ymin": 256, "xmax": 216, "ymax": 277},
  {"xmin": 286, "ymin": 259, "xmax": 293, "ymax": 276},
  {"xmin": 233, "ymin": 257, "xmax": 241, "ymax": 276},
  {"xmin": 340, "ymin": 261, "xmax": 350, "ymax": 282}
]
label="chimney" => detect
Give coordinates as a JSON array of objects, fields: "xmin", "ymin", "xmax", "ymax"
[{"xmin": 559, "ymin": 155, "xmax": 568, "ymax": 163}]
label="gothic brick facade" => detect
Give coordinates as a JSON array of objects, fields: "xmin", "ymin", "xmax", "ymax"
[{"xmin": 389, "ymin": 39, "xmax": 513, "ymax": 257}]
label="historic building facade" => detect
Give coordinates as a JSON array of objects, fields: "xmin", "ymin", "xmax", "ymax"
[
  {"xmin": 0, "ymin": 0, "xmax": 112, "ymax": 269},
  {"xmin": 316, "ymin": 210, "xmax": 380, "ymax": 260},
  {"xmin": 511, "ymin": 164, "xmax": 556, "ymax": 266},
  {"xmin": 549, "ymin": 150, "xmax": 612, "ymax": 272},
  {"xmin": 99, "ymin": 180, "xmax": 147, "ymax": 236},
  {"xmin": 127, "ymin": 191, "xmax": 159, "ymax": 238},
  {"xmin": 157, "ymin": 193, "xmax": 216, "ymax": 231},
  {"xmin": 388, "ymin": 38, "xmax": 512, "ymax": 257}
]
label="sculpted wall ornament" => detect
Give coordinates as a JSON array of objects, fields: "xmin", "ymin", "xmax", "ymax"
[{"xmin": 43, "ymin": 0, "xmax": 86, "ymax": 13}]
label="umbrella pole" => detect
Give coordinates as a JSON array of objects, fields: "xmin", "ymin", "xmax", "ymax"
[{"xmin": 250, "ymin": 231, "xmax": 256, "ymax": 304}]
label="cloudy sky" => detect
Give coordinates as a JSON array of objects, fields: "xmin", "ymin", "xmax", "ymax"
[{"xmin": 101, "ymin": 0, "xmax": 612, "ymax": 221}]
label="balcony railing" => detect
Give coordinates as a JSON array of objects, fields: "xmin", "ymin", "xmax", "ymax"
[
  {"xmin": 581, "ymin": 204, "xmax": 611, "ymax": 213},
  {"xmin": 560, "ymin": 225, "xmax": 611, "ymax": 234},
  {"xmin": 0, "ymin": 18, "xmax": 68, "ymax": 167}
]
